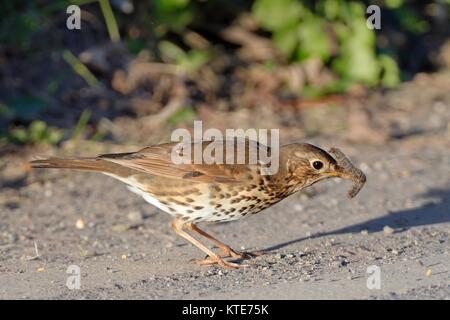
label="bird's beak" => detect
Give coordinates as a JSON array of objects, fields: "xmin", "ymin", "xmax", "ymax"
[{"xmin": 328, "ymin": 148, "xmax": 367, "ymax": 198}]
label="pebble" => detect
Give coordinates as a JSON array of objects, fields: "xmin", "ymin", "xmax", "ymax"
[
  {"xmin": 127, "ymin": 211, "xmax": 143, "ymax": 222},
  {"xmin": 383, "ymin": 225, "xmax": 395, "ymax": 235},
  {"xmin": 75, "ymin": 219, "xmax": 85, "ymax": 229},
  {"xmin": 112, "ymin": 224, "xmax": 128, "ymax": 232},
  {"xmin": 361, "ymin": 229, "xmax": 369, "ymax": 235}
]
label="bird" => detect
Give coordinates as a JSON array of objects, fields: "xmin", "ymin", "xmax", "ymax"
[{"xmin": 30, "ymin": 139, "xmax": 366, "ymax": 269}]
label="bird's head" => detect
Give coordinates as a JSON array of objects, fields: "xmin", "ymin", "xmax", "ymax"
[{"xmin": 282, "ymin": 143, "xmax": 366, "ymax": 198}]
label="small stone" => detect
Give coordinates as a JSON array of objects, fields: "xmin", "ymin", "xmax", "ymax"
[
  {"xmin": 361, "ymin": 230, "xmax": 369, "ymax": 235},
  {"xmin": 383, "ymin": 225, "xmax": 395, "ymax": 235},
  {"xmin": 112, "ymin": 224, "xmax": 128, "ymax": 232},
  {"xmin": 37, "ymin": 267, "xmax": 45, "ymax": 272},
  {"xmin": 79, "ymin": 249, "xmax": 92, "ymax": 257},
  {"xmin": 121, "ymin": 254, "xmax": 128, "ymax": 260},
  {"xmin": 127, "ymin": 211, "xmax": 143, "ymax": 222},
  {"xmin": 399, "ymin": 170, "xmax": 411, "ymax": 178},
  {"xmin": 425, "ymin": 269, "xmax": 432, "ymax": 277},
  {"xmin": 75, "ymin": 219, "xmax": 85, "ymax": 229}
]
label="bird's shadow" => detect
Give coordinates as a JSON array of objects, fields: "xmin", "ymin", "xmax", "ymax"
[{"xmin": 263, "ymin": 187, "xmax": 450, "ymax": 252}]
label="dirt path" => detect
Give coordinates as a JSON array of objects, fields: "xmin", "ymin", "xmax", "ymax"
[{"xmin": 0, "ymin": 130, "xmax": 449, "ymax": 299}]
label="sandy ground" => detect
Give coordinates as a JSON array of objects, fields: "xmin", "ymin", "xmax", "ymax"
[{"xmin": 0, "ymin": 130, "xmax": 449, "ymax": 299}]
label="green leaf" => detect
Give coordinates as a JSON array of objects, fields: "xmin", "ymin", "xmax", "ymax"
[
  {"xmin": 154, "ymin": 0, "xmax": 189, "ymax": 11},
  {"xmin": 273, "ymin": 24, "xmax": 299, "ymax": 57},
  {"xmin": 167, "ymin": 106, "xmax": 195, "ymax": 125},
  {"xmin": 378, "ymin": 54, "xmax": 400, "ymax": 88},
  {"xmin": 159, "ymin": 41, "xmax": 187, "ymax": 62},
  {"xmin": 28, "ymin": 120, "xmax": 47, "ymax": 143},
  {"xmin": 384, "ymin": 0, "xmax": 404, "ymax": 9},
  {"xmin": 7, "ymin": 120, "xmax": 63, "ymax": 145},
  {"xmin": 9, "ymin": 128, "xmax": 28, "ymax": 144},
  {"xmin": 178, "ymin": 50, "xmax": 211, "ymax": 72},
  {"xmin": 296, "ymin": 17, "xmax": 330, "ymax": 61},
  {"xmin": 153, "ymin": 0, "xmax": 193, "ymax": 34},
  {"xmin": 99, "ymin": 0, "xmax": 120, "ymax": 42},
  {"xmin": 159, "ymin": 41, "xmax": 210, "ymax": 72},
  {"xmin": 252, "ymin": 0, "xmax": 303, "ymax": 31},
  {"xmin": 326, "ymin": 0, "xmax": 340, "ymax": 19},
  {"xmin": 72, "ymin": 109, "xmax": 91, "ymax": 140},
  {"xmin": 46, "ymin": 128, "xmax": 64, "ymax": 144},
  {"xmin": 394, "ymin": 7, "xmax": 429, "ymax": 34},
  {"xmin": 332, "ymin": 5, "xmax": 379, "ymax": 85}
]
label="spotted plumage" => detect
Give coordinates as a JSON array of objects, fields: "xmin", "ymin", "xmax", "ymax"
[{"xmin": 30, "ymin": 139, "xmax": 366, "ymax": 269}]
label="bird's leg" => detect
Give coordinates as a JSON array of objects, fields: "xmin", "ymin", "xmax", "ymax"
[
  {"xmin": 170, "ymin": 218, "xmax": 247, "ymax": 269},
  {"xmin": 186, "ymin": 222, "xmax": 265, "ymax": 260},
  {"xmin": 185, "ymin": 222, "xmax": 239, "ymax": 258}
]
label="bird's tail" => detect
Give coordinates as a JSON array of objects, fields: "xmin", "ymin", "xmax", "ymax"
[{"xmin": 30, "ymin": 157, "xmax": 110, "ymax": 173}]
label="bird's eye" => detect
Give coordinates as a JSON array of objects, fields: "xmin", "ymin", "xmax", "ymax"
[{"xmin": 312, "ymin": 160, "xmax": 323, "ymax": 170}]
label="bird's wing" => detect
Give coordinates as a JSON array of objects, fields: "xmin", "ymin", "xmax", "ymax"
[{"xmin": 98, "ymin": 139, "xmax": 269, "ymax": 184}]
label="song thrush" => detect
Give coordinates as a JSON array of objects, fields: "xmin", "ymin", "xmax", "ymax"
[{"xmin": 30, "ymin": 139, "xmax": 366, "ymax": 269}]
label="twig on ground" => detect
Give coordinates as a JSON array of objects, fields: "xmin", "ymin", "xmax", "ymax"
[{"xmin": 26, "ymin": 241, "xmax": 40, "ymax": 261}]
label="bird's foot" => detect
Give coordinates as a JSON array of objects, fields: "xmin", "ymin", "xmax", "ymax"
[
  {"xmin": 195, "ymin": 248, "xmax": 265, "ymax": 269},
  {"xmin": 195, "ymin": 257, "xmax": 249, "ymax": 269},
  {"xmin": 222, "ymin": 249, "xmax": 266, "ymax": 260}
]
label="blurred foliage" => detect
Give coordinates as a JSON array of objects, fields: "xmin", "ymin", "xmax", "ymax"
[
  {"xmin": 71, "ymin": 109, "xmax": 92, "ymax": 140},
  {"xmin": 0, "ymin": 96, "xmax": 46, "ymax": 121},
  {"xmin": 98, "ymin": 0, "xmax": 121, "ymax": 41},
  {"xmin": 253, "ymin": 0, "xmax": 397, "ymax": 86},
  {"xmin": 158, "ymin": 40, "xmax": 211, "ymax": 72},
  {"xmin": 152, "ymin": 0, "xmax": 194, "ymax": 36},
  {"xmin": 62, "ymin": 50, "xmax": 99, "ymax": 87},
  {"xmin": 7, "ymin": 120, "xmax": 63, "ymax": 145},
  {"xmin": 0, "ymin": 97, "xmax": 62, "ymax": 146},
  {"xmin": 0, "ymin": 1, "xmax": 71, "ymax": 51},
  {"xmin": 167, "ymin": 106, "xmax": 196, "ymax": 125},
  {"xmin": 0, "ymin": 0, "xmax": 448, "ymax": 146},
  {"xmin": 144, "ymin": 0, "xmax": 446, "ymax": 87},
  {"xmin": 1, "ymin": 0, "xmax": 444, "ymax": 85}
]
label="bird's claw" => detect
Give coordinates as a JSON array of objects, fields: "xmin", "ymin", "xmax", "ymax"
[{"xmin": 195, "ymin": 257, "xmax": 249, "ymax": 269}]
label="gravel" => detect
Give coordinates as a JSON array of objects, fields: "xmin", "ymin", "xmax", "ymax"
[{"xmin": 1, "ymin": 72, "xmax": 449, "ymax": 299}]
